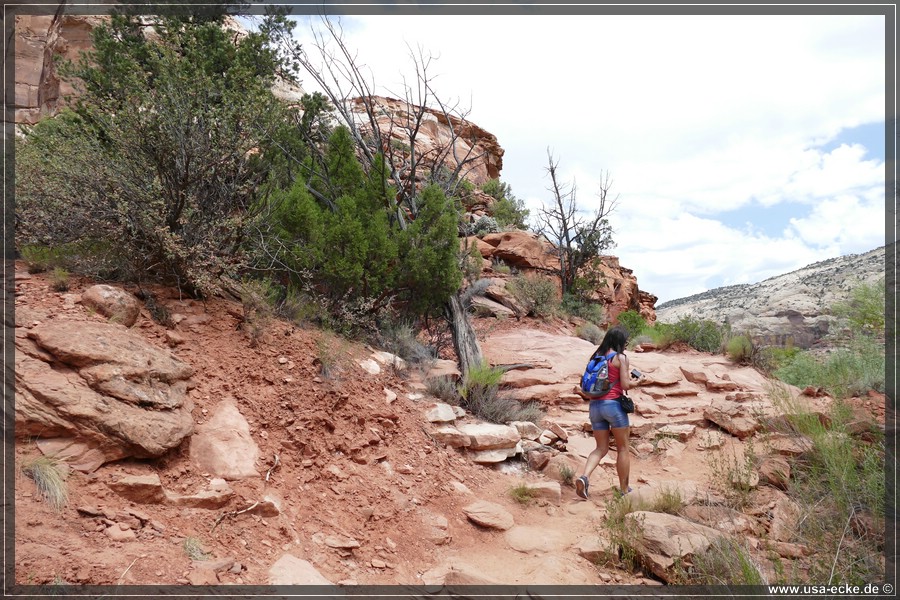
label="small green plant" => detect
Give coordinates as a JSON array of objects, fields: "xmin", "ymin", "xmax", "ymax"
[
  {"xmin": 506, "ymin": 274, "xmax": 559, "ymax": 318},
  {"xmin": 49, "ymin": 267, "xmax": 70, "ymax": 292},
  {"xmin": 561, "ymin": 293, "xmax": 605, "ymax": 324},
  {"xmin": 509, "ymin": 483, "xmax": 538, "ymax": 505},
  {"xmin": 704, "ymin": 436, "xmax": 759, "ymax": 508},
  {"xmin": 575, "ymin": 322, "xmax": 604, "ymax": 344},
  {"xmin": 458, "ymin": 362, "xmax": 543, "ymax": 424},
  {"xmin": 491, "ymin": 258, "xmax": 511, "ymax": 274},
  {"xmin": 726, "ymin": 335, "xmax": 753, "ymax": 363},
  {"xmin": 182, "ymin": 536, "xmax": 210, "ymax": 561},
  {"xmin": 648, "ymin": 486, "xmax": 685, "ymax": 515},
  {"xmin": 688, "ymin": 536, "xmax": 766, "ymax": 585},
  {"xmin": 471, "ymin": 215, "xmax": 499, "ymax": 236},
  {"xmin": 378, "ymin": 319, "xmax": 434, "ymax": 366},
  {"xmin": 558, "ymin": 464, "xmax": 575, "ymax": 486},
  {"xmin": 653, "ymin": 316, "xmax": 726, "ymax": 353},
  {"xmin": 21, "ymin": 456, "xmax": 68, "ymax": 512},
  {"xmin": 603, "ymin": 494, "xmax": 644, "ymax": 571}
]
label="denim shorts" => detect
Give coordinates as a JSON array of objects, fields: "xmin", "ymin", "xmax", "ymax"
[{"xmin": 589, "ymin": 398, "xmax": 630, "ymax": 431}]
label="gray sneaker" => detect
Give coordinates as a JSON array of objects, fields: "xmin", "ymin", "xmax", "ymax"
[{"xmin": 575, "ymin": 476, "xmax": 589, "ymax": 499}]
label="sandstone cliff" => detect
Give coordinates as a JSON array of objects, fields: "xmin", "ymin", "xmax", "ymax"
[{"xmin": 656, "ymin": 245, "xmax": 886, "ymax": 348}]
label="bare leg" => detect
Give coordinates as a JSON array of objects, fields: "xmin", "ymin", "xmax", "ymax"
[
  {"xmin": 580, "ymin": 429, "xmax": 610, "ymax": 479},
  {"xmin": 611, "ymin": 426, "xmax": 631, "ymax": 491}
]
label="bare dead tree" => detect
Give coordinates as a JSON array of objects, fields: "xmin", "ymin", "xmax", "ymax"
[{"xmin": 535, "ymin": 149, "xmax": 619, "ymax": 299}]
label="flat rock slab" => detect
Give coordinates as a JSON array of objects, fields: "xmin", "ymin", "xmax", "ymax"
[{"xmin": 504, "ymin": 525, "xmax": 568, "ymax": 553}]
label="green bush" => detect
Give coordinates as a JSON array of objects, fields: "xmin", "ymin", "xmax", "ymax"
[
  {"xmin": 831, "ymin": 278, "xmax": 885, "ymax": 339},
  {"xmin": 775, "ymin": 338, "xmax": 885, "ymax": 399},
  {"xmin": 506, "ymin": 274, "xmax": 559, "ymax": 317},
  {"xmin": 616, "ymin": 309, "xmax": 647, "ymax": 340},
  {"xmin": 725, "ymin": 335, "xmax": 753, "ymax": 363},
  {"xmin": 426, "ymin": 376, "xmax": 460, "ymax": 404},
  {"xmin": 561, "ymin": 294, "xmax": 604, "ymax": 324},
  {"xmin": 654, "ymin": 316, "xmax": 726, "ymax": 353},
  {"xmin": 471, "ymin": 215, "xmax": 499, "ymax": 236},
  {"xmin": 482, "ymin": 178, "xmax": 529, "ymax": 230},
  {"xmin": 16, "ymin": 13, "xmax": 301, "ymax": 296}
]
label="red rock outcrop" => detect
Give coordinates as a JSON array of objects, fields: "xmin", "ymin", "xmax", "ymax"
[
  {"xmin": 350, "ymin": 95, "xmax": 504, "ymax": 188},
  {"xmin": 473, "ymin": 230, "xmax": 657, "ymax": 325}
]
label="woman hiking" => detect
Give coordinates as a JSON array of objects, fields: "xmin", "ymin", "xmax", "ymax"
[{"xmin": 574, "ymin": 326, "xmax": 640, "ymax": 499}]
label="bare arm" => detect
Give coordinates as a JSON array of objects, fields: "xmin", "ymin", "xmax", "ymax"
[{"xmin": 617, "ymin": 353, "xmax": 637, "ymax": 391}]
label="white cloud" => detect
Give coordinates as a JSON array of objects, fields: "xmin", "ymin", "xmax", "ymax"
[{"xmin": 287, "ymin": 12, "xmax": 888, "ymax": 306}]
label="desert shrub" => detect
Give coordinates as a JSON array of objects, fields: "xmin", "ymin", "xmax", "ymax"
[
  {"xmin": 726, "ymin": 335, "xmax": 753, "ymax": 363},
  {"xmin": 830, "ymin": 277, "xmax": 885, "ymax": 339},
  {"xmin": 509, "ymin": 483, "xmax": 538, "ymax": 505},
  {"xmin": 21, "ymin": 456, "xmax": 68, "ymax": 512},
  {"xmin": 658, "ymin": 316, "xmax": 726, "ymax": 353},
  {"xmin": 377, "ymin": 319, "xmax": 435, "ymax": 366},
  {"xmin": 314, "ymin": 335, "xmax": 345, "ymax": 379},
  {"xmin": 775, "ymin": 337, "xmax": 884, "ymax": 398},
  {"xmin": 471, "ymin": 215, "xmax": 500, "ymax": 236},
  {"xmin": 575, "ymin": 322, "xmax": 604, "ymax": 344},
  {"xmin": 16, "ymin": 12, "xmax": 301, "ymax": 296},
  {"xmin": 764, "ymin": 388, "xmax": 885, "ymax": 585},
  {"xmin": 506, "ymin": 274, "xmax": 559, "ymax": 317},
  {"xmin": 491, "ymin": 258, "xmax": 511, "ymax": 274},
  {"xmin": 49, "ymin": 267, "xmax": 70, "ymax": 292},
  {"xmin": 459, "ymin": 362, "xmax": 543, "ymax": 424},
  {"xmin": 557, "ymin": 464, "xmax": 575, "ymax": 486},
  {"xmin": 561, "ymin": 293, "xmax": 604, "ymax": 324},
  {"xmin": 482, "ymin": 178, "xmax": 529, "ymax": 230},
  {"xmin": 426, "ymin": 376, "xmax": 460, "ymax": 404},
  {"xmin": 754, "ymin": 345, "xmax": 801, "ymax": 374},
  {"xmin": 182, "ymin": 537, "xmax": 210, "ymax": 561},
  {"xmin": 704, "ymin": 437, "xmax": 759, "ymax": 509},
  {"xmin": 616, "ymin": 309, "xmax": 647, "ymax": 340}
]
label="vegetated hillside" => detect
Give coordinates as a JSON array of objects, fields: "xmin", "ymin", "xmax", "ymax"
[{"xmin": 656, "ymin": 246, "xmax": 886, "ymax": 348}]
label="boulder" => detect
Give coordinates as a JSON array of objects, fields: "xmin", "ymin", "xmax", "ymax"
[
  {"xmin": 189, "ymin": 400, "xmax": 260, "ymax": 480},
  {"xmin": 16, "ymin": 321, "xmax": 194, "ymax": 466},
  {"xmin": 703, "ymin": 399, "xmax": 760, "ymax": 439},
  {"xmin": 626, "ymin": 511, "xmax": 726, "ymax": 581},
  {"xmin": 456, "ymin": 422, "xmax": 520, "ymax": 451},
  {"xmin": 81, "ymin": 285, "xmax": 142, "ymax": 327},
  {"xmin": 462, "ymin": 500, "xmax": 515, "ymax": 530}
]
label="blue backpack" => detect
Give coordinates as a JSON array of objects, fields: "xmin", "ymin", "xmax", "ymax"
[{"xmin": 580, "ymin": 351, "xmax": 617, "ymax": 397}]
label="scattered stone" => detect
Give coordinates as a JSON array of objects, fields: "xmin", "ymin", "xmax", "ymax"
[
  {"xmin": 107, "ymin": 474, "xmax": 167, "ymax": 504},
  {"xmin": 424, "ymin": 402, "xmax": 457, "ymax": 424},
  {"xmin": 655, "ymin": 424, "xmax": 696, "ymax": 442},
  {"xmin": 324, "ymin": 535, "xmax": 360, "ymax": 550},
  {"xmin": 521, "ymin": 481, "xmax": 561, "ymax": 505},
  {"xmin": 104, "ymin": 524, "xmax": 137, "ymax": 542}
]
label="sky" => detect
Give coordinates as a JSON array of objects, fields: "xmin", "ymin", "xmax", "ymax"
[{"xmin": 282, "ymin": 11, "xmax": 890, "ymax": 305}]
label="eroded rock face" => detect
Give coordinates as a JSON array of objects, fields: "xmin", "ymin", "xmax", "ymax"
[
  {"xmin": 15, "ymin": 321, "xmax": 195, "ymax": 468},
  {"xmin": 350, "ymin": 95, "xmax": 504, "ymax": 187}
]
